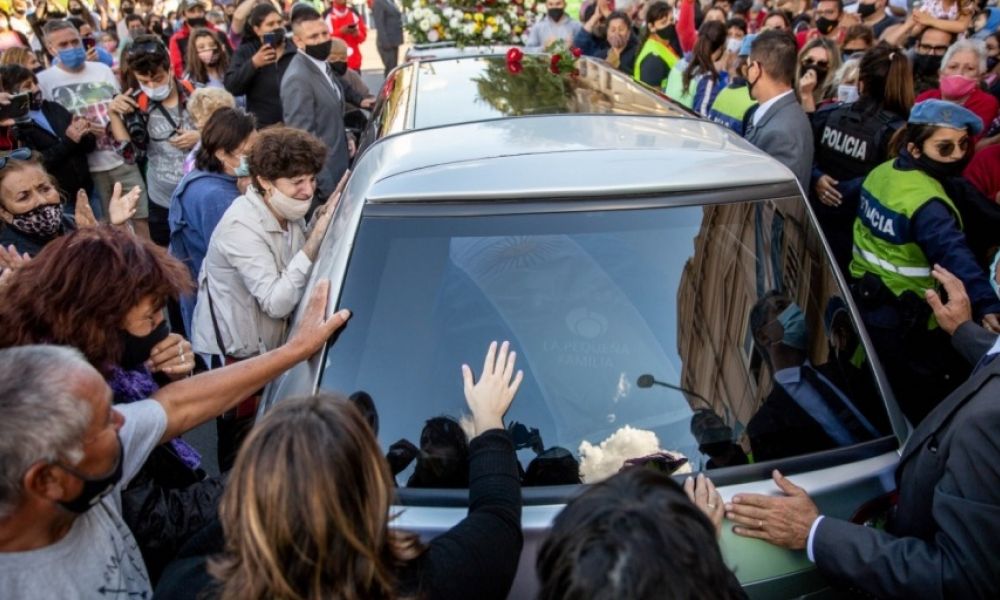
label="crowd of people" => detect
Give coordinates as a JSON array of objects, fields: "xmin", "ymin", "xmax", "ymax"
[{"xmin": 0, "ymin": 0, "xmax": 999, "ymax": 598}]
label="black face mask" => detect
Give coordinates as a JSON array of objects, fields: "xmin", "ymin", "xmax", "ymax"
[
  {"xmin": 28, "ymin": 89, "xmax": 42, "ymax": 111},
  {"xmin": 655, "ymin": 24, "xmax": 676, "ymax": 41},
  {"xmin": 804, "ymin": 64, "xmax": 829, "ymax": 85},
  {"xmin": 57, "ymin": 438, "xmax": 124, "ymax": 514},
  {"xmin": 304, "ymin": 39, "xmax": 333, "ymax": 61},
  {"xmin": 330, "ymin": 60, "xmax": 348, "ymax": 75},
  {"xmin": 266, "ymin": 26, "xmax": 285, "ymax": 46},
  {"xmin": 988, "ymin": 56, "xmax": 998, "ymax": 72},
  {"xmin": 119, "ymin": 319, "xmax": 170, "ymax": 370},
  {"xmin": 151, "ymin": 22, "xmax": 164, "ymax": 34},
  {"xmin": 912, "ymin": 53, "xmax": 943, "ymax": 76},
  {"xmin": 187, "ymin": 16, "xmax": 207, "ymax": 28},
  {"xmin": 909, "ymin": 147, "xmax": 971, "ymax": 181},
  {"xmin": 548, "ymin": 7, "xmax": 565, "ymax": 21},
  {"xmin": 815, "ymin": 16, "xmax": 838, "ymax": 35},
  {"xmin": 857, "ymin": 2, "xmax": 877, "ymax": 18},
  {"xmin": 69, "ymin": 7, "xmax": 85, "ymax": 15}
]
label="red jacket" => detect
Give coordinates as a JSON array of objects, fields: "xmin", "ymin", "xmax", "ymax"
[
  {"xmin": 168, "ymin": 22, "xmax": 229, "ymax": 78},
  {"xmin": 326, "ymin": 6, "xmax": 367, "ymax": 71}
]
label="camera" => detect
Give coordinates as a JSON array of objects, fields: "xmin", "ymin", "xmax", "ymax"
[{"xmin": 123, "ymin": 89, "xmax": 149, "ymax": 146}]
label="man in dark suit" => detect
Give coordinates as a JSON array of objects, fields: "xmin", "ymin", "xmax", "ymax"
[
  {"xmin": 372, "ymin": 0, "xmax": 403, "ymax": 77},
  {"xmin": 743, "ymin": 30, "xmax": 813, "ymax": 191},
  {"xmin": 280, "ymin": 6, "xmax": 372, "ymax": 202},
  {"xmin": 726, "ymin": 265, "xmax": 1000, "ymax": 599}
]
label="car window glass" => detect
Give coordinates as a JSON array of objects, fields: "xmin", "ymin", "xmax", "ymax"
[{"xmin": 321, "ymin": 198, "xmax": 892, "ymax": 489}]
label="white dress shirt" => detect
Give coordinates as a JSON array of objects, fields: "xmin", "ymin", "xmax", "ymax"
[{"xmin": 751, "ymin": 89, "xmax": 794, "ymax": 127}]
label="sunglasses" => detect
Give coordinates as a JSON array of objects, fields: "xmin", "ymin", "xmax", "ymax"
[
  {"xmin": 0, "ymin": 147, "xmax": 32, "ymax": 169},
  {"xmin": 124, "ymin": 40, "xmax": 168, "ymax": 60},
  {"xmin": 933, "ymin": 137, "xmax": 970, "ymax": 158},
  {"xmin": 802, "ymin": 59, "xmax": 829, "ymax": 68}
]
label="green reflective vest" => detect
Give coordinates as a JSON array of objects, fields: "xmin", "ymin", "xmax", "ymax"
[
  {"xmin": 633, "ymin": 37, "xmax": 679, "ymax": 89},
  {"xmin": 850, "ymin": 160, "xmax": 963, "ymax": 298},
  {"xmin": 707, "ymin": 83, "xmax": 756, "ymax": 135},
  {"xmin": 663, "ymin": 58, "xmax": 694, "ymax": 106}
]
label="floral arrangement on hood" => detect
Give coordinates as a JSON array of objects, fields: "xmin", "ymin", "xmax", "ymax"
[{"xmin": 403, "ymin": 0, "xmax": 545, "ymax": 45}]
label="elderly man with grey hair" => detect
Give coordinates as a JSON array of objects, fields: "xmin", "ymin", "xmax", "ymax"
[{"xmin": 0, "ymin": 283, "xmax": 349, "ymax": 599}]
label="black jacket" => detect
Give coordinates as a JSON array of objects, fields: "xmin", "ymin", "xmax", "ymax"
[
  {"xmin": 12, "ymin": 100, "xmax": 96, "ymax": 199},
  {"xmin": 223, "ymin": 39, "xmax": 297, "ymax": 127}
]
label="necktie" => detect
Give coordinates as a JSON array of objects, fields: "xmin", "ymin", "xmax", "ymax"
[{"xmin": 800, "ymin": 366, "xmax": 879, "ymax": 444}]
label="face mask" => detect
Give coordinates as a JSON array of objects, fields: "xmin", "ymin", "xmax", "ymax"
[
  {"xmin": 837, "ymin": 84, "xmax": 859, "ymax": 103},
  {"xmin": 857, "ymin": 2, "xmax": 877, "ymax": 18},
  {"xmin": 804, "ymin": 64, "xmax": 829, "ymax": 85},
  {"xmin": 197, "ymin": 49, "xmax": 219, "ymax": 65},
  {"xmin": 776, "ymin": 304, "xmax": 808, "ymax": 350},
  {"xmin": 187, "ymin": 16, "xmax": 207, "ymax": 28},
  {"xmin": 304, "ymin": 39, "xmax": 333, "ymax": 61},
  {"xmin": 747, "ymin": 62, "xmax": 761, "ymax": 100},
  {"xmin": 56, "ymin": 438, "xmax": 124, "ymax": 514},
  {"xmin": 990, "ymin": 249, "xmax": 1000, "ymax": 298},
  {"xmin": 815, "ymin": 16, "xmax": 838, "ymax": 35},
  {"xmin": 58, "ymin": 46, "xmax": 87, "ymax": 70},
  {"xmin": 655, "ymin": 24, "xmax": 676, "ymax": 41},
  {"xmin": 330, "ymin": 60, "xmax": 348, "ymax": 75},
  {"xmin": 989, "ymin": 56, "xmax": 999, "ymax": 72},
  {"xmin": 151, "ymin": 22, "xmax": 164, "ymax": 35},
  {"xmin": 266, "ymin": 26, "xmax": 285, "ymax": 46},
  {"xmin": 548, "ymin": 8, "xmax": 565, "ymax": 21},
  {"xmin": 939, "ymin": 74, "xmax": 978, "ymax": 99},
  {"xmin": 69, "ymin": 6, "xmax": 85, "ymax": 15},
  {"xmin": 119, "ymin": 318, "xmax": 170, "ymax": 370},
  {"xmin": 912, "ymin": 53, "xmax": 943, "ymax": 76},
  {"xmin": 140, "ymin": 80, "xmax": 172, "ymax": 102},
  {"xmin": 9, "ymin": 203, "xmax": 63, "ymax": 237},
  {"xmin": 912, "ymin": 148, "xmax": 970, "ymax": 181},
  {"xmin": 129, "ymin": 27, "xmax": 146, "ymax": 39},
  {"xmin": 265, "ymin": 185, "xmax": 312, "ymax": 221},
  {"xmin": 28, "ymin": 89, "xmax": 43, "ymax": 111},
  {"xmin": 233, "ymin": 154, "xmax": 250, "ymax": 177},
  {"xmin": 726, "ymin": 37, "xmax": 742, "ymax": 54}
]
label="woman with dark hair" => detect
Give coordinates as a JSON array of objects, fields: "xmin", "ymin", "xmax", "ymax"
[
  {"xmin": 664, "ymin": 19, "xmax": 728, "ymax": 114},
  {"xmin": 184, "ymin": 27, "xmax": 230, "ymax": 88},
  {"xmin": 155, "ymin": 342, "xmax": 524, "ymax": 600},
  {"xmin": 810, "ymin": 43, "xmax": 913, "ymax": 273},
  {"xmin": 169, "ymin": 106, "xmax": 256, "ymax": 336},
  {"xmin": 0, "ymin": 64, "xmax": 96, "ymax": 206},
  {"xmin": 222, "ymin": 3, "xmax": 296, "ymax": 126},
  {"xmin": 850, "ymin": 100, "xmax": 1000, "ymax": 423},
  {"xmin": 0, "ymin": 226, "xmax": 224, "ymax": 581},
  {"xmin": 191, "ymin": 126, "xmax": 341, "ymax": 469},
  {"xmin": 633, "ymin": 1, "xmax": 681, "ymax": 89},
  {"xmin": 537, "ymin": 469, "xmax": 744, "ymax": 600}
]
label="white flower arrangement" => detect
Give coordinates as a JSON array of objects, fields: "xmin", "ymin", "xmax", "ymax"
[{"xmin": 403, "ymin": 0, "xmax": 540, "ymax": 45}]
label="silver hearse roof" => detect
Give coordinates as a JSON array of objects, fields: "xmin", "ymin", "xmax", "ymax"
[{"xmin": 354, "ymin": 113, "xmax": 800, "ymax": 204}]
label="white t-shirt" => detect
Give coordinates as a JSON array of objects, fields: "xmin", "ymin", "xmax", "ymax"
[
  {"xmin": 37, "ymin": 63, "xmax": 125, "ymax": 173},
  {"xmin": 0, "ymin": 400, "xmax": 168, "ymax": 599}
]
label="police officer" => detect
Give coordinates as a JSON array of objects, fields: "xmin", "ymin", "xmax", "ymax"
[
  {"xmin": 633, "ymin": 2, "xmax": 680, "ymax": 89},
  {"xmin": 811, "ymin": 43, "xmax": 911, "ymax": 274},
  {"xmin": 850, "ymin": 99, "xmax": 1000, "ymax": 425},
  {"xmin": 707, "ymin": 34, "xmax": 757, "ymax": 136}
]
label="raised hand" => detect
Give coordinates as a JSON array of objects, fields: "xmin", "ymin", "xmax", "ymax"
[
  {"xmin": 925, "ymin": 264, "xmax": 972, "ymax": 336},
  {"xmin": 0, "ymin": 244, "xmax": 31, "ymax": 270},
  {"xmin": 108, "ymin": 182, "xmax": 141, "ymax": 226},
  {"xmin": 285, "ymin": 279, "xmax": 352, "ymax": 360},
  {"xmin": 74, "ymin": 190, "xmax": 99, "ymax": 228},
  {"xmin": 461, "ymin": 341, "xmax": 524, "ymax": 436},
  {"xmin": 303, "ymin": 169, "xmax": 350, "ymax": 260}
]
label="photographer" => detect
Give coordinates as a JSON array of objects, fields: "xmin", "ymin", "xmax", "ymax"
[{"xmin": 110, "ymin": 35, "xmax": 198, "ymax": 247}]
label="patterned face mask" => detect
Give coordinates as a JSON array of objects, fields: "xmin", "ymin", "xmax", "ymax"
[{"xmin": 9, "ymin": 203, "xmax": 63, "ymax": 237}]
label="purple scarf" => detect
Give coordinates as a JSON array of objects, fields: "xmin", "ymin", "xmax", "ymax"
[{"xmin": 106, "ymin": 365, "xmax": 202, "ymax": 471}]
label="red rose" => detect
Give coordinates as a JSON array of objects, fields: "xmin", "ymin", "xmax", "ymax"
[
  {"xmin": 571, "ymin": 47, "xmax": 582, "ymax": 58},
  {"xmin": 476, "ymin": 5, "xmax": 484, "ymax": 12},
  {"xmin": 507, "ymin": 61, "xmax": 523, "ymax": 74},
  {"xmin": 550, "ymin": 54, "xmax": 561, "ymax": 66},
  {"xmin": 506, "ymin": 47, "xmax": 524, "ymax": 63}
]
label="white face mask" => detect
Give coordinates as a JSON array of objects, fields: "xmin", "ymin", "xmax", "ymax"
[
  {"xmin": 140, "ymin": 81, "xmax": 171, "ymax": 101},
  {"xmin": 726, "ymin": 37, "xmax": 742, "ymax": 54},
  {"xmin": 837, "ymin": 84, "xmax": 859, "ymax": 104},
  {"xmin": 265, "ymin": 185, "xmax": 311, "ymax": 221}
]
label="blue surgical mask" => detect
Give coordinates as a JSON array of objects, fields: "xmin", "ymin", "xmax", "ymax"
[
  {"xmin": 234, "ymin": 155, "xmax": 250, "ymax": 177},
  {"xmin": 58, "ymin": 46, "xmax": 87, "ymax": 70},
  {"xmin": 990, "ymin": 250, "xmax": 1000, "ymax": 298},
  {"xmin": 776, "ymin": 304, "xmax": 808, "ymax": 350}
]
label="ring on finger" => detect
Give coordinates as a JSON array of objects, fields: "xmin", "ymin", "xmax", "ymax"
[{"xmin": 758, "ymin": 519, "xmax": 764, "ymax": 529}]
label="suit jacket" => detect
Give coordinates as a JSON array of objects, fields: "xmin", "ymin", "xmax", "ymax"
[
  {"xmin": 372, "ymin": 0, "xmax": 403, "ymax": 48},
  {"xmin": 744, "ymin": 91, "xmax": 814, "ymax": 192},
  {"xmin": 280, "ymin": 52, "xmax": 361, "ymax": 198},
  {"xmin": 812, "ymin": 321, "xmax": 1000, "ymax": 599}
]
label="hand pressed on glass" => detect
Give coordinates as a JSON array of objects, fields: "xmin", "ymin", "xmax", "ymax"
[{"xmin": 461, "ymin": 340, "xmax": 524, "ymax": 437}]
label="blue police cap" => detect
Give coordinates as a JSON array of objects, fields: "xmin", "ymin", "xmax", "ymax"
[
  {"xmin": 739, "ymin": 34, "xmax": 757, "ymax": 58},
  {"xmin": 909, "ymin": 99, "xmax": 983, "ymax": 135}
]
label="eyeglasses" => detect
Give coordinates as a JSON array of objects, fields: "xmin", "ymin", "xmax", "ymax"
[
  {"xmin": 917, "ymin": 43, "xmax": 949, "ymax": 56},
  {"xmin": 0, "ymin": 148, "xmax": 32, "ymax": 169},
  {"xmin": 933, "ymin": 137, "xmax": 970, "ymax": 158}
]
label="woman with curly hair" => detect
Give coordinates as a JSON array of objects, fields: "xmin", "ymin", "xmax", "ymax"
[
  {"xmin": 191, "ymin": 126, "xmax": 343, "ymax": 469},
  {"xmin": 0, "ymin": 226, "xmax": 223, "ymax": 582}
]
